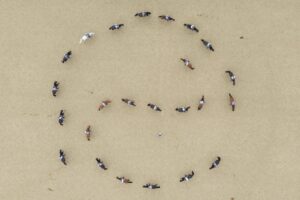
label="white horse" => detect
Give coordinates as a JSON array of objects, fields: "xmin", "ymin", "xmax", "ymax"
[{"xmin": 79, "ymin": 32, "xmax": 95, "ymax": 44}]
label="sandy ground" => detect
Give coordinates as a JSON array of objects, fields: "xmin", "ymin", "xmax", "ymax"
[{"xmin": 0, "ymin": 0, "xmax": 299, "ymax": 200}]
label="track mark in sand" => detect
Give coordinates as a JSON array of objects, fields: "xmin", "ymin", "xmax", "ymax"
[
  {"xmin": 86, "ymin": 90, "xmax": 94, "ymax": 94},
  {"xmin": 23, "ymin": 113, "xmax": 39, "ymax": 117}
]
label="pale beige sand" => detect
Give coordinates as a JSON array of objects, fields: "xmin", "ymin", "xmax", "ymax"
[{"xmin": 0, "ymin": 0, "xmax": 299, "ymax": 200}]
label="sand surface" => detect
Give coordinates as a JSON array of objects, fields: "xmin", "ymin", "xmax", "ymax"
[{"xmin": 0, "ymin": 0, "xmax": 299, "ymax": 200}]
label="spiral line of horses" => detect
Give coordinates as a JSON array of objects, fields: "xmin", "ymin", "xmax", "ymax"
[{"xmin": 54, "ymin": 11, "xmax": 237, "ymax": 189}]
